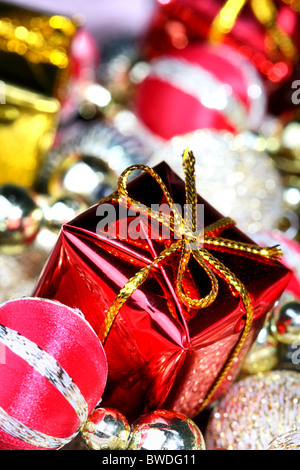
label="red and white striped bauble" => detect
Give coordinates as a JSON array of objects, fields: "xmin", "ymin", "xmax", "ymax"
[
  {"xmin": 0, "ymin": 297, "xmax": 107, "ymax": 450},
  {"xmin": 133, "ymin": 42, "xmax": 267, "ymax": 140}
]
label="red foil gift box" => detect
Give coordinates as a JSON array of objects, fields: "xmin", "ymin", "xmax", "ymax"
[{"xmin": 34, "ymin": 153, "xmax": 291, "ymax": 422}]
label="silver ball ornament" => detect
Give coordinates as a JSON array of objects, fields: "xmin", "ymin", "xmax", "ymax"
[
  {"xmin": 270, "ymin": 301, "xmax": 300, "ymax": 345},
  {"xmin": 81, "ymin": 407, "xmax": 131, "ymax": 450},
  {"xmin": 42, "ymin": 195, "xmax": 88, "ymax": 233},
  {"xmin": 47, "ymin": 152, "xmax": 118, "ymax": 205},
  {"xmin": 0, "ymin": 184, "xmax": 43, "ymax": 254},
  {"xmin": 127, "ymin": 409, "xmax": 206, "ymax": 450}
]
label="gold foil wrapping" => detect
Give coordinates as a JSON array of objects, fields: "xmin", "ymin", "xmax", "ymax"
[
  {"xmin": 0, "ymin": 2, "xmax": 77, "ymax": 98},
  {"xmin": 0, "ymin": 2, "xmax": 78, "ymax": 187},
  {"xmin": 0, "ymin": 83, "xmax": 59, "ymax": 187}
]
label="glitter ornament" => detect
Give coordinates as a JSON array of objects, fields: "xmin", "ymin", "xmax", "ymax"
[
  {"xmin": 205, "ymin": 371, "xmax": 300, "ymax": 450},
  {"xmin": 0, "ymin": 185, "xmax": 43, "ymax": 254},
  {"xmin": 266, "ymin": 429, "xmax": 300, "ymax": 450},
  {"xmin": 149, "ymin": 130, "xmax": 283, "ymax": 235},
  {"xmin": 128, "ymin": 410, "xmax": 206, "ymax": 450},
  {"xmin": 0, "ymin": 297, "xmax": 107, "ymax": 450},
  {"xmin": 81, "ymin": 407, "xmax": 130, "ymax": 450}
]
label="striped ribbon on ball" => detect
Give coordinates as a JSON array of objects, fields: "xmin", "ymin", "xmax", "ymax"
[{"xmin": 0, "ymin": 323, "xmax": 89, "ymax": 449}]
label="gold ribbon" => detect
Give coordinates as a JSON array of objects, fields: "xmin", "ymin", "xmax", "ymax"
[
  {"xmin": 209, "ymin": 0, "xmax": 297, "ymax": 62},
  {"xmin": 98, "ymin": 149, "xmax": 282, "ymax": 412}
]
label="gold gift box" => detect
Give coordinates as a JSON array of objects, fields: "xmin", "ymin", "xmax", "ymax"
[
  {"xmin": 0, "ymin": 83, "xmax": 59, "ymax": 187},
  {"xmin": 0, "ymin": 2, "xmax": 78, "ymax": 187}
]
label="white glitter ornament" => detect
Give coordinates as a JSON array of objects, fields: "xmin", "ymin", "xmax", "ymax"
[
  {"xmin": 205, "ymin": 371, "xmax": 300, "ymax": 450},
  {"xmin": 149, "ymin": 130, "xmax": 283, "ymax": 235},
  {"xmin": 266, "ymin": 429, "xmax": 300, "ymax": 450}
]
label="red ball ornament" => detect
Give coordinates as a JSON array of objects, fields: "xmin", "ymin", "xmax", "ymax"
[
  {"xmin": 0, "ymin": 297, "xmax": 107, "ymax": 450},
  {"xmin": 144, "ymin": 0, "xmax": 299, "ymax": 86},
  {"xmin": 133, "ymin": 42, "xmax": 266, "ymax": 140}
]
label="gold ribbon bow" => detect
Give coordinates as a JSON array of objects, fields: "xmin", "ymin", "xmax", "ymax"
[
  {"xmin": 99, "ymin": 148, "xmax": 282, "ymax": 412},
  {"xmin": 209, "ymin": 0, "xmax": 297, "ymax": 62}
]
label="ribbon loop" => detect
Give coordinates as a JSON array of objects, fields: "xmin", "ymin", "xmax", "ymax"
[{"xmin": 118, "ymin": 164, "xmax": 184, "ymax": 238}]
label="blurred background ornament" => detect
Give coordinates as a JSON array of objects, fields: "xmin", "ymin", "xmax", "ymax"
[
  {"xmin": 41, "ymin": 195, "xmax": 88, "ymax": 233},
  {"xmin": 148, "ymin": 129, "xmax": 283, "ymax": 235},
  {"xmin": 0, "ymin": 182, "xmax": 88, "ymax": 253},
  {"xmin": 270, "ymin": 300, "xmax": 300, "ymax": 345},
  {"xmin": 268, "ymin": 120, "xmax": 300, "ymax": 233},
  {"xmin": 271, "ymin": 120, "xmax": 300, "ymax": 168},
  {"xmin": 0, "ymin": 183, "xmax": 88, "ymax": 305},
  {"xmin": 277, "ymin": 342, "xmax": 300, "ymax": 372},
  {"xmin": 143, "ymin": 0, "xmax": 300, "ymax": 90},
  {"xmin": 0, "ymin": 84, "xmax": 60, "ymax": 188},
  {"xmin": 59, "ymin": 27, "xmax": 101, "ymax": 123},
  {"xmin": 97, "ymin": 36, "xmax": 141, "ymax": 115},
  {"xmin": 205, "ymin": 370, "xmax": 300, "ymax": 450},
  {"xmin": 47, "ymin": 153, "xmax": 118, "ymax": 205},
  {"xmin": 0, "ymin": 184, "xmax": 43, "ymax": 255},
  {"xmin": 266, "ymin": 429, "xmax": 300, "ymax": 450},
  {"xmin": 131, "ymin": 42, "xmax": 267, "ymax": 140},
  {"xmin": 254, "ymin": 289, "xmax": 300, "ymax": 373},
  {"xmin": 7, "ymin": 0, "xmax": 157, "ymax": 47},
  {"xmin": 240, "ymin": 324, "xmax": 279, "ymax": 376},
  {"xmin": 81, "ymin": 407, "xmax": 131, "ymax": 450},
  {"xmin": 35, "ymin": 121, "xmax": 153, "ymax": 197},
  {"xmin": 127, "ymin": 409, "xmax": 206, "ymax": 450},
  {"xmin": 0, "ymin": 2, "xmax": 80, "ymax": 188},
  {"xmin": 0, "ymin": 2, "xmax": 78, "ymax": 100}
]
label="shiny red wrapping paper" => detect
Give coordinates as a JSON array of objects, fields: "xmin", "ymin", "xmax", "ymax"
[{"xmin": 34, "ymin": 162, "xmax": 291, "ymax": 422}]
